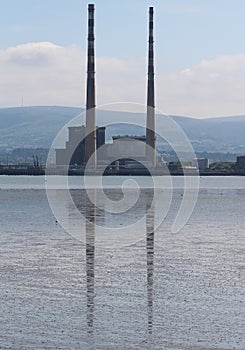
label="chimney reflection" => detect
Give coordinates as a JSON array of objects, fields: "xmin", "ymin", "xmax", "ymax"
[
  {"xmin": 146, "ymin": 190, "xmax": 155, "ymax": 334},
  {"xmin": 83, "ymin": 188, "xmax": 155, "ymax": 336},
  {"xmin": 85, "ymin": 190, "xmax": 96, "ymax": 334}
]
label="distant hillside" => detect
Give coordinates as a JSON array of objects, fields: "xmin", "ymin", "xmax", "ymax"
[
  {"xmin": 0, "ymin": 106, "xmax": 244, "ymax": 153},
  {"xmin": 0, "ymin": 106, "xmax": 83, "ymax": 148},
  {"xmin": 172, "ymin": 115, "xmax": 245, "ymax": 152}
]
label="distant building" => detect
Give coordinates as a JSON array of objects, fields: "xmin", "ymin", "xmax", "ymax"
[
  {"xmin": 56, "ymin": 129, "xmax": 153, "ymax": 168},
  {"xmin": 105, "ymin": 135, "xmax": 153, "ymax": 168},
  {"xmin": 192, "ymin": 158, "xmax": 209, "ymax": 171},
  {"xmin": 56, "ymin": 126, "xmax": 105, "ymax": 166},
  {"xmin": 107, "ymin": 136, "xmax": 146, "ymax": 159},
  {"xmin": 236, "ymin": 155, "xmax": 245, "ymax": 169}
]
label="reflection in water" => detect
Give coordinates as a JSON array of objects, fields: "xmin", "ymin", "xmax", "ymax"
[
  {"xmin": 82, "ymin": 189, "xmax": 156, "ymax": 336},
  {"xmin": 85, "ymin": 190, "xmax": 96, "ymax": 335},
  {"xmin": 146, "ymin": 190, "xmax": 155, "ymax": 334}
]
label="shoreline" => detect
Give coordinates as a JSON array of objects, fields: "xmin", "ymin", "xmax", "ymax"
[{"xmin": 0, "ymin": 168, "xmax": 245, "ymax": 176}]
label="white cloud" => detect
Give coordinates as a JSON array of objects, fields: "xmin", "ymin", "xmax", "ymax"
[
  {"xmin": 2, "ymin": 42, "xmax": 61, "ymax": 66},
  {"xmin": 1, "ymin": 42, "xmax": 245, "ymax": 117},
  {"xmin": 160, "ymin": 54, "xmax": 245, "ymax": 117},
  {"xmin": 0, "ymin": 41, "xmax": 144, "ymax": 109},
  {"xmin": 0, "ymin": 42, "xmax": 85, "ymax": 107}
]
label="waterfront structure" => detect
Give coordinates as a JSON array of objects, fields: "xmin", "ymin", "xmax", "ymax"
[
  {"xmin": 192, "ymin": 158, "xmax": 209, "ymax": 171},
  {"xmin": 105, "ymin": 6, "xmax": 157, "ymax": 168},
  {"xmin": 56, "ymin": 4, "xmax": 101, "ymax": 167},
  {"xmin": 237, "ymin": 155, "xmax": 245, "ymax": 169},
  {"xmin": 105, "ymin": 135, "xmax": 151, "ymax": 168},
  {"xmin": 56, "ymin": 126, "xmax": 105, "ymax": 166},
  {"xmin": 55, "ymin": 5, "xmax": 158, "ymax": 169},
  {"xmin": 84, "ymin": 4, "xmax": 97, "ymax": 166},
  {"xmin": 146, "ymin": 7, "xmax": 156, "ymax": 167}
]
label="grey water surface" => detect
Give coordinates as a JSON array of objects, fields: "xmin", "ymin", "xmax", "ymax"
[{"xmin": 0, "ymin": 176, "xmax": 244, "ymax": 350}]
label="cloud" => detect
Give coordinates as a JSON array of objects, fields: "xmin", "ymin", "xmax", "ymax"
[
  {"xmin": 1, "ymin": 42, "xmax": 245, "ymax": 117},
  {"xmin": 2, "ymin": 42, "xmax": 62, "ymax": 66},
  {"xmin": 160, "ymin": 54, "xmax": 245, "ymax": 117},
  {"xmin": 0, "ymin": 41, "xmax": 144, "ymax": 109},
  {"xmin": 0, "ymin": 42, "xmax": 85, "ymax": 107}
]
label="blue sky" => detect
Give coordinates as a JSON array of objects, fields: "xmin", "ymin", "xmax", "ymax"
[{"xmin": 1, "ymin": 0, "xmax": 245, "ymax": 117}]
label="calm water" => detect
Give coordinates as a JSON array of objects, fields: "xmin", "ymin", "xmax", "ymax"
[{"xmin": 0, "ymin": 176, "xmax": 244, "ymax": 350}]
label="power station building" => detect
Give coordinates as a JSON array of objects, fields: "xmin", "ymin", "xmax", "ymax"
[
  {"xmin": 56, "ymin": 4, "xmax": 157, "ymax": 169},
  {"xmin": 237, "ymin": 155, "xmax": 245, "ymax": 170},
  {"xmin": 192, "ymin": 158, "xmax": 209, "ymax": 171},
  {"xmin": 56, "ymin": 126, "xmax": 105, "ymax": 166}
]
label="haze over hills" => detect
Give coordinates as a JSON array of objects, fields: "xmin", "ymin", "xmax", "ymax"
[{"xmin": 0, "ymin": 106, "xmax": 244, "ymax": 153}]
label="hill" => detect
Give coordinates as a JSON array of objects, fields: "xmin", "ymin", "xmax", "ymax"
[
  {"xmin": 0, "ymin": 106, "xmax": 244, "ymax": 153},
  {"xmin": 0, "ymin": 106, "xmax": 83, "ymax": 148}
]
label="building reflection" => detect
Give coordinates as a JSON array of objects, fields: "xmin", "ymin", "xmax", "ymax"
[
  {"xmin": 83, "ymin": 188, "xmax": 155, "ymax": 336},
  {"xmin": 85, "ymin": 190, "xmax": 96, "ymax": 335},
  {"xmin": 146, "ymin": 190, "xmax": 155, "ymax": 334}
]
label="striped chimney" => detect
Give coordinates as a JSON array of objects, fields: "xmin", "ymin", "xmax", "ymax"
[
  {"xmin": 146, "ymin": 7, "xmax": 156, "ymax": 167},
  {"xmin": 85, "ymin": 4, "xmax": 96, "ymax": 166}
]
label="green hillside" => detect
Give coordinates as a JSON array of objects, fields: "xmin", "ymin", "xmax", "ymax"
[{"xmin": 0, "ymin": 106, "xmax": 244, "ymax": 153}]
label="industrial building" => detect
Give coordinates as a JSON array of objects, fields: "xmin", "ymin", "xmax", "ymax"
[
  {"xmin": 56, "ymin": 4, "xmax": 157, "ymax": 171},
  {"xmin": 192, "ymin": 158, "xmax": 209, "ymax": 171},
  {"xmin": 56, "ymin": 126, "xmax": 105, "ymax": 166},
  {"xmin": 237, "ymin": 155, "xmax": 245, "ymax": 170}
]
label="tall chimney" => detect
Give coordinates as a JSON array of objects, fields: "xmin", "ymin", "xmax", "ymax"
[
  {"xmin": 85, "ymin": 4, "xmax": 96, "ymax": 166},
  {"xmin": 146, "ymin": 7, "xmax": 156, "ymax": 167}
]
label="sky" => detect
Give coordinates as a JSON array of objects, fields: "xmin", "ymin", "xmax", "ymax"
[{"xmin": 1, "ymin": 0, "xmax": 245, "ymax": 117}]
